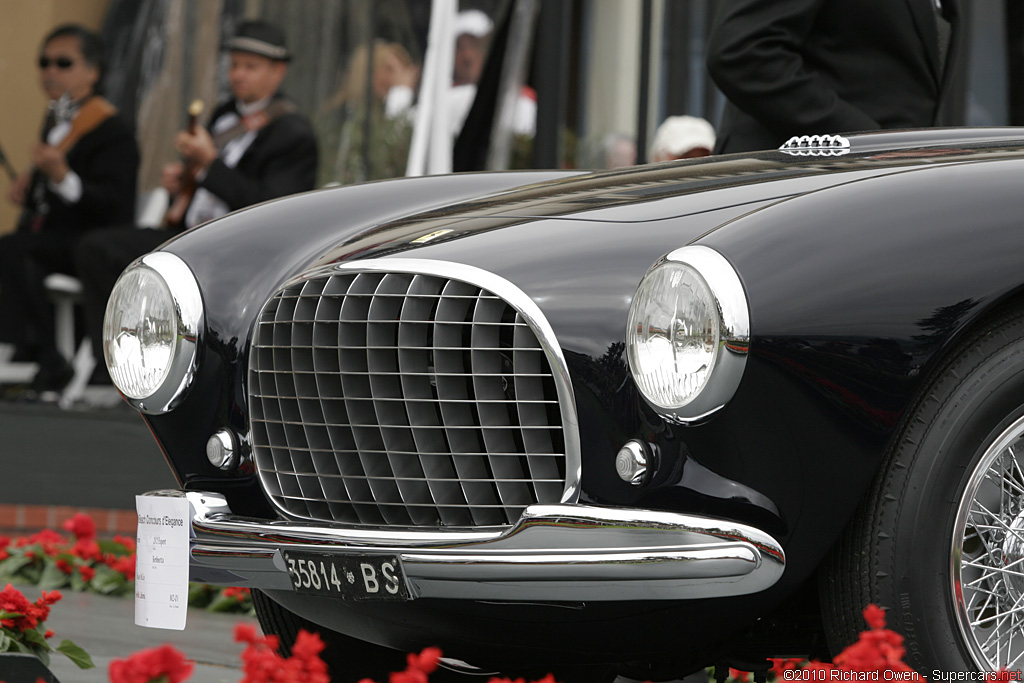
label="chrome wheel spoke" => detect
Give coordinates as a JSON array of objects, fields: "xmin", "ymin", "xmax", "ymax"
[{"xmin": 955, "ymin": 418, "xmax": 1024, "ymax": 670}]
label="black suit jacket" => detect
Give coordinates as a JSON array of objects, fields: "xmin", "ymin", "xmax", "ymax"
[
  {"xmin": 199, "ymin": 94, "xmax": 318, "ymax": 213},
  {"xmin": 706, "ymin": 0, "xmax": 965, "ymax": 154},
  {"xmin": 20, "ymin": 112, "xmax": 139, "ymax": 235}
]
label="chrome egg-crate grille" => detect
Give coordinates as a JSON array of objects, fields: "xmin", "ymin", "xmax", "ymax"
[{"xmin": 248, "ymin": 266, "xmax": 570, "ymax": 529}]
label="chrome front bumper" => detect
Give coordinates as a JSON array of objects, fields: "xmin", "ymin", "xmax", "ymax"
[{"xmin": 174, "ymin": 490, "xmax": 785, "ymax": 602}]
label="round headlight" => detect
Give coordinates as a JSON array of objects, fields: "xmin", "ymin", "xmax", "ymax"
[
  {"xmin": 103, "ymin": 252, "xmax": 203, "ymax": 413},
  {"xmin": 626, "ymin": 246, "xmax": 749, "ymax": 423}
]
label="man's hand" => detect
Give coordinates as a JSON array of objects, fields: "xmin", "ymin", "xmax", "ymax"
[
  {"xmin": 7, "ymin": 171, "xmax": 31, "ymax": 206},
  {"xmin": 174, "ymin": 127, "xmax": 218, "ymax": 173},
  {"xmin": 31, "ymin": 143, "xmax": 69, "ymax": 184},
  {"xmin": 161, "ymin": 161, "xmax": 184, "ymax": 195}
]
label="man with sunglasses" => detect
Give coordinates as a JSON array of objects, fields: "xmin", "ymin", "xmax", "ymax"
[{"xmin": 0, "ymin": 24, "xmax": 139, "ymax": 399}]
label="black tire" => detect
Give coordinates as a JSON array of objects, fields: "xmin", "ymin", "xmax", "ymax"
[{"xmin": 821, "ymin": 309, "xmax": 1024, "ymax": 671}]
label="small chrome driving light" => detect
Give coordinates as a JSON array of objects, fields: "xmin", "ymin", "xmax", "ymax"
[
  {"xmin": 615, "ymin": 440, "xmax": 649, "ymax": 486},
  {"xmin": 103, "ymin": 252, "xmax": 204, "ymax": 414},
  {"xmin": 207, "ymin": 429, "xmax": 239, "ymax": 471},
  {"xmin": 626, "ymin": 245, "xmax": 749, "ymax": 423}
]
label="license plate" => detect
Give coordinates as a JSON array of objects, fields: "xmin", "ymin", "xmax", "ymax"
[{"xmin": 283, "ymin": 551, "xmax": 410, "ymax": 601}]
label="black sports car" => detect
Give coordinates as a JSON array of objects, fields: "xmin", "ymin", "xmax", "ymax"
[{"xmin": 106, "ymin": 128, "xmax": 1024, "ymax": 680}]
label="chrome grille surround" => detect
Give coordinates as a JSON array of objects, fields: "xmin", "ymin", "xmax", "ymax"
[{"xmin": 248, "ymin": 258, "xmax": 580, "ymax": 531}]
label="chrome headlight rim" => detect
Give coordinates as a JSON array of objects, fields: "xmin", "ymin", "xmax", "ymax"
[
  {"xmin": 104, "ymin": 251, "xmax": 204, "ymax": 414},
  {"xmin": 627, "ymin": 245, "xmax": 750, "ymax": 424}
]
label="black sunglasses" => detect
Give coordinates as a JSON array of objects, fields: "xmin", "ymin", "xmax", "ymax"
[{"xmin": 38, "ymin": 56, "xmax": 75, "ymax": 70}]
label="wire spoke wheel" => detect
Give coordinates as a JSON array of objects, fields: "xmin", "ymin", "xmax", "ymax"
[
  {"xmin": 821, "ymin": 310, "xmax": 1024, "ymax": 673},
  {"xmin": 955, "ymin": 414, "xmax": 1024, "ymax": 670}
]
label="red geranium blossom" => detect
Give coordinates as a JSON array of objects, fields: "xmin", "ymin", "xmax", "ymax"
[
  {"xmin": 108, "ymin": 643, "xmax": 193, "ymax": 683},
  {"xmin": 62, "ymin": 512, "xmax": 97, "ymax": 541},
  {"xmin": 224, "ymin": 586, "xmax": 251, "ymax": 602},
  {"xmin": 0, "ymin": 585, "xmax": 61, "ymax": 633},
  {"xmin": 72, "ymin": 538, "xmax": 102, "ymax": 562},
  {"xmin": 106, "ymin": 554, "xmax": 136, "ymax": 581},
  {"xmin": 113, "ymin": 534, "xmax": 137, "ymax": 553}
]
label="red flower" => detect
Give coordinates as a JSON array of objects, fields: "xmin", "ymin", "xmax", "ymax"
[
  {"xmin": 79, "ymin": 565, "xmax": 95, "ymax": 582},
  {"xmin": 234, "ymin": 623, "xmax": 261, "ymax": 645},
  {"xmin": 113, "ymin": 534, "xmax": 137, "ymax": 553},
  {"xmin": 406, "ymin": 647, "xmax": 442, "ymax": 674},
  {"xmin": 0, "ymin": 585, "xmax": 60, "ymax": 633},
  {"xmin": 224, "ymin": 586, "xmax": 251, "ymax": 602},
  {"xmin": 62, "ymin": 512, "xmax": 97, "ymax": 541},
  {"xmin": 108, "ymin": 644, "xmax": 193, "ymax": 683},
  {"xmin": 770, "ymin": 658, "xmax": 803, "ymax": 673},
  {"xmin": 55, "ymin": 558, "xmax": 73, "ymax": 575},
  {"xmin": 106, "ymin": 554, "xmax": 136, "ymax": 581},
  {"xmin": 863, "ymin": 603, "xmax": 887, "ymax": 630},
  {"xmin": 802, "ymin": 603, "xmax": 924, "ymax": 677},
  {"xmin": 71, "ymin": 538, "xmax": 102, "ymax": 562}
]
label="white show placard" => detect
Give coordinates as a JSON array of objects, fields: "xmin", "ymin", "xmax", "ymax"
[{"xmin": 135, "ymin": 494, "xmax": 191, "ymax": 630}]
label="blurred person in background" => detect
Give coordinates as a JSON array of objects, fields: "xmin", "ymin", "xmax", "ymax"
[
  {"xmin": 0, "ymin": 23, "xmax": 139, "ymax": 400},
  {"xmin": 449, "ymin": 9, "xmax": 535, "ymax": 137},
  {"xmin": 649, "ymin": 116, "xmax": 716, "ymax": 161},
  {"xmin": 706, "ymin": 0, "xmax": 962, "ymax": 153},
  {"xmin": 73, "ymin": 19, "xmax": 318, "ymax": 389}
]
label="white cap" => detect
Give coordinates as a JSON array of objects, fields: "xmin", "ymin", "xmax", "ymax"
[
  {"xmin": 649, "ymin": 116, "xmax": 716, "ymax": 160},
  {"xmin": 456, "ymin": 9, "xmax": 493, "ymax": 38}
]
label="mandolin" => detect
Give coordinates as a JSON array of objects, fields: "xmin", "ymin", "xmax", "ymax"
[{"xmin": 163, "ymin": 98, "xmax": 205, "ymax": 230}]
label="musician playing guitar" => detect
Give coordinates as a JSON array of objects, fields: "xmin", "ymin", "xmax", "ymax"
[
  {"xmin": 156, "ymin": 20, "xmax": 317, "ymax": 232},
  {"xmin": 73, "ymin": 20, "xmax": 318, "ymax": 390},
  {"xmin": 0, "ymin": 23, "xmax": 139, "ymax": 399}
]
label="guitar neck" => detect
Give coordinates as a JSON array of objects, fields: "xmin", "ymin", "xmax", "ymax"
[{"xmin": 163, "ymin": 99, "xmax": 205, "ymax": 230}]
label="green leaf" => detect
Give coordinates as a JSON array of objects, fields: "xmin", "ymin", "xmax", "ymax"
[
  {"xmin": 97, "ymin": 538, "xmax": 130, "ymax": 556},
  {"xmin": 8, "ymin": 636, "xmax": 31, "ymax": 654},
  {"xmin": 38, "ymin": 560, "xmax": 71, "ymax": 590},
  {"xmin": 21, "ymin": 625, "xmax": 49, "ymax": 649},
  {"xmin": 0, "ymin": 554, "xmax": 34, "ymax": 578},
  {"xmin": 0, "ymin": 610, "xmax": 23, "ymax": 620},
  {"xmin": 90, "ymin": 564, "xmax": 128, "ymax": 596},
  {"xmin": 0, "ymin": 629, "xmax": 11, "ymax": 652},
  {"xmin": 187, "ymin": 582, "xmax": 213, "ymax": 608},
  {"xmin": 206, "ymin": 593, "xmax": 238, "ymax": 612},
  {"xmin": 56, "ymin": 639, "xmax": 95, "ymax": 669},
  {"xmin": 21, "ymin": 562, "xmax": 43, "ymax": 585}
]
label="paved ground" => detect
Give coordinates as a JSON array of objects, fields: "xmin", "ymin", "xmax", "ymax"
[{"xmin": 22, "ymin": 584, "xmax": 256, "ymax": 683}]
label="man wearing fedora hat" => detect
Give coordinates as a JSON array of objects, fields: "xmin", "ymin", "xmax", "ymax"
[
  {"xmin": 161, "ymin": 19, "xmax": 317, "ymax": 227},
  {"xmin": 70, "ymin": 19, "xmax": 319, "ymax": 391}
]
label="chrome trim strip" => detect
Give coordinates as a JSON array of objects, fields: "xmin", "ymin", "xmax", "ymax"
[
  {"xmin": 116, "ymin": 252, "xmax": 205, "ymax": 414},
  {"xmin": 630, "ymin": 245, "xmax": 750, "ymax": 424},
  {"xmin": 274, "ymin": 257, "xmax": 582, "ymax": 506},
  {"xmin": 176, "ymin": 491, "xmax": 785, "ymax": 601}
]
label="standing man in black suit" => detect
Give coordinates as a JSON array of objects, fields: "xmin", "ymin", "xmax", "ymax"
[
  {"xmin": 706, "ymin": 0, "xmax": 964, "ymax": 154},
  {"xmin": 0, "ymin": 23, "xmax": 140, "ymax": 396},
  {"xmin": 73, "ymin": 19, "xmax": 318, "ymax": 388}
]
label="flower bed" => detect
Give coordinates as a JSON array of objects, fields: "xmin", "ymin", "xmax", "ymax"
[
  {"xmin": 0, "ymin": 512, "xmax": 252, "ymax": 615},
  {"xmin": 104, "ymin": 604, "xmax": 934, "ymax": 683},
  {"xmin": 0, "ymin": 582, "xmax": 92, "ymax": 672}
]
